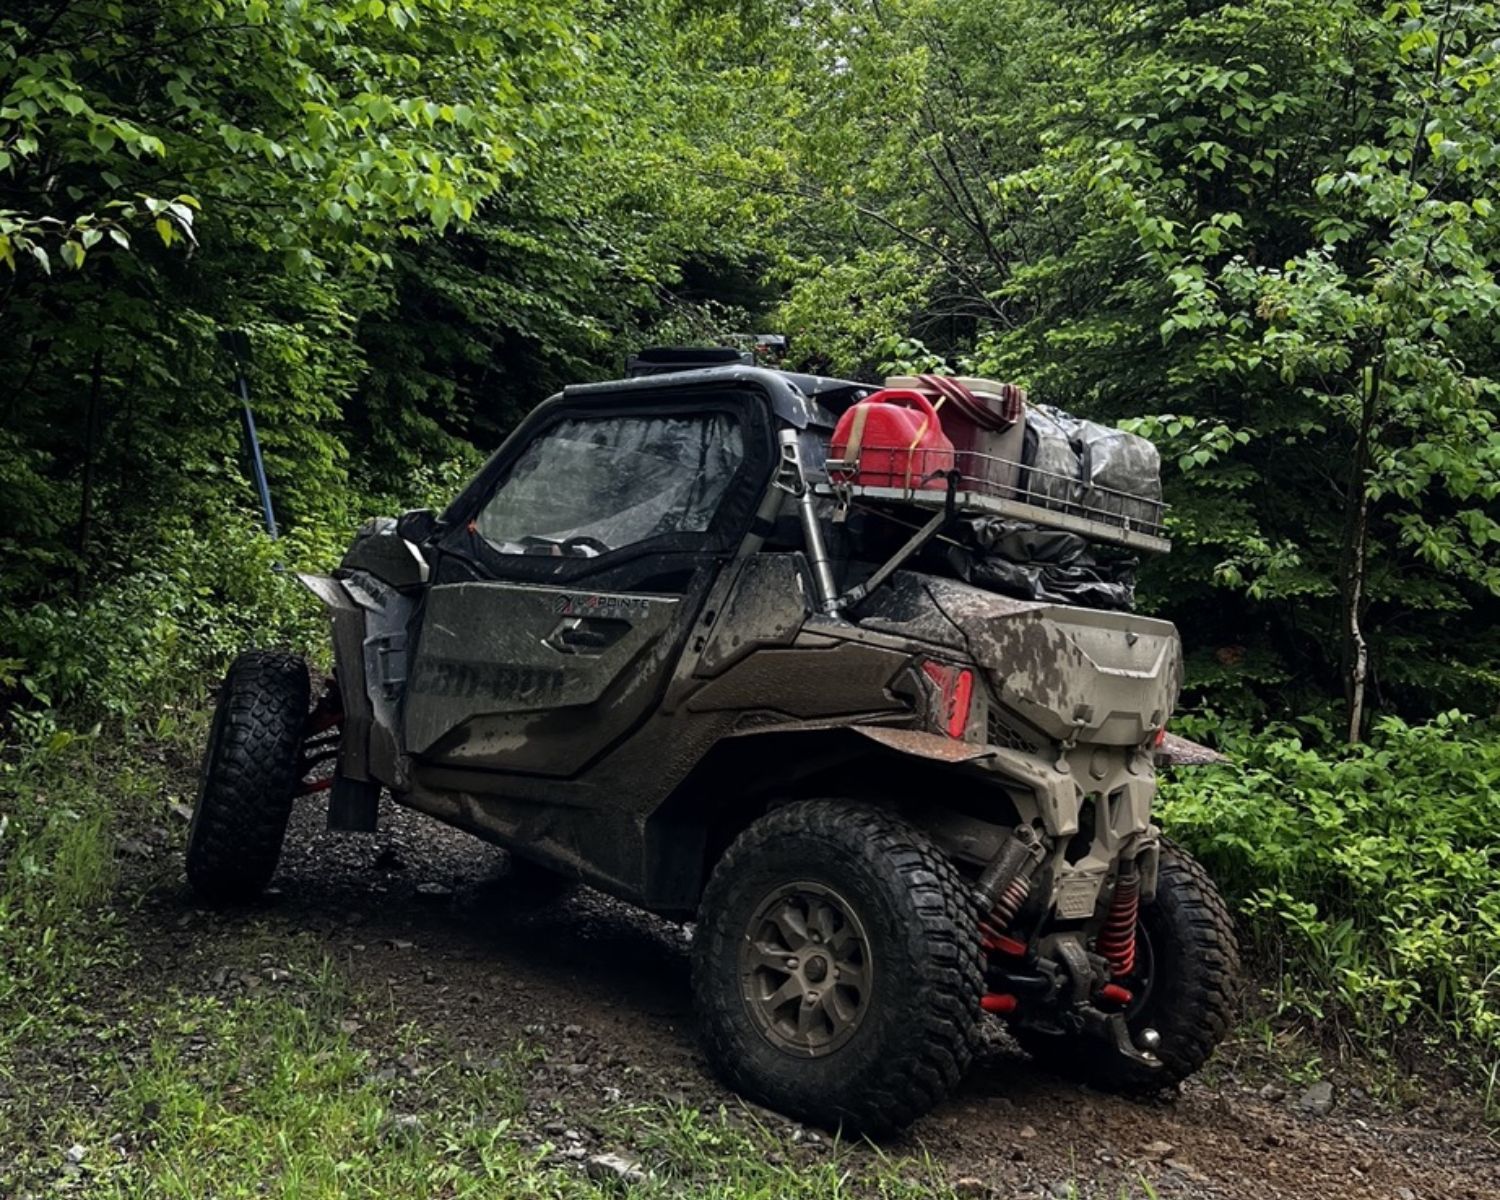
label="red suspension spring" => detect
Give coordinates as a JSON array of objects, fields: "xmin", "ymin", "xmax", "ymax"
[
  {"xmin": 296, "ymin": 684, "xmax": 343, "ymax": 797},
  {"xmin": 978, "ymin": 876, "xmax": 1030, "ymax": 944},
  {"xmin": 1097, "ymin": 869, "xmax": 1139, "ymax": 978}
]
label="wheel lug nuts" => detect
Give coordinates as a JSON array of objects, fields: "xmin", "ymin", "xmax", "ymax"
[{"xmin": 786, "ymin": 958, "xmax": 798, "ymax": 969}]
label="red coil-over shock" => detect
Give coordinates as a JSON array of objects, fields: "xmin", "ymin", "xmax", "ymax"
[
  {"xmin": 977, "ymin": 827, "xmax": 1042, "ymax": 1014},
  {"xmin": 1097, "ymin": 864, "xmax": 1140, "ymax": 978},
  {"xmin": 977, "ymin": 827, "xmax": 1041, "ymax": 942},
  {"xmin": 979, "ymin": 876, "xmax": 1031, "ymax": 948}
]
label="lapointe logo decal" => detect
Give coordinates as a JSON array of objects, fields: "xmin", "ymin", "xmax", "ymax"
[{"xmin": 556, "ymin": 593, "xmax": 651, "ymax": 616}]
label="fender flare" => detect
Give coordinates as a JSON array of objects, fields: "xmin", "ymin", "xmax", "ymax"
[
  {"xmin": 850, "ymin": 725, "xmax": 999, "ymax": 765},
  {"xmin": 295, "ymin": 573, "xmax": 378, "ymax": 784},
  {"xmin": 1155, "ymin": 731, "xmax": 1229, "ymax": 767}
]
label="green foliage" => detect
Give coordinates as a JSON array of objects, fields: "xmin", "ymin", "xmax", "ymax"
[
  {"xmin": 0, "ymin": 0, "xmax": 598, "ymax": 272},
  {"xmin": 1160, "ymin": 714, "xmax": 1500, "ymax": 1059},
  {"xmin": 739, "ymin": 0, "xmax": 1500, "ymax": 722},
  {"xmin": 0, "ymin": 0, "xmax": 768, "ymax": 723},
  {"xmin": 3, "ymin": 0, "xmax": 1499, "ymax": 1095},
  {"xmin": 2, "ymin": 501, "xmax": 337, "ymax": 719}
]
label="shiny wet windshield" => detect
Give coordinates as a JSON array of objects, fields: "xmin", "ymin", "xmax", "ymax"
[{"xmin": 475, "ymin": 413, "xmax": 745, "ymax": 555}]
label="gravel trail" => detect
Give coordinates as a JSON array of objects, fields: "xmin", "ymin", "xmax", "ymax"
[{"xmin": 130, "ymin": 797, "xmax": 1498, "ymax": 1200}]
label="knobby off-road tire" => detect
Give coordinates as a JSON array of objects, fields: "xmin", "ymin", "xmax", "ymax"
[
  {"xmin": 1014, "ymin": 840, "xmax": 1239, "ymax": 1092},
  {"xmin": 692, "ymin": 800, "xmax": 983, "ymax": 1137},
  {"xmin": 186, "ymin": 651, "xmax": 309, "ymax": 903}
]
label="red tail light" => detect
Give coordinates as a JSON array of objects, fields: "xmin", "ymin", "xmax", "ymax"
[{"xmin": 922, "ymin": 661, "xmax": 974, "ymax": 739}]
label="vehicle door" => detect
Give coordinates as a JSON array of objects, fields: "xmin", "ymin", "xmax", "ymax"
[{"xmin": 403, "ymin": 390, "xmax": 771, "ymax": 777}]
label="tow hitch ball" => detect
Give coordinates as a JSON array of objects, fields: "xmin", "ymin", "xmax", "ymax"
[{"xmin": 1096, "ymin": 1010, "xmax": 1162, "ymax": 1068}]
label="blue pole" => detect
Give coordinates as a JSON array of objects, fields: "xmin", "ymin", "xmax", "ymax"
[
  {"xmin": 237, "ymin": 373, "xmax": 279, "ymax": 540},
  {"xmin": 222, "ymin": 330, "xmax": 279, "ymax": 540}
]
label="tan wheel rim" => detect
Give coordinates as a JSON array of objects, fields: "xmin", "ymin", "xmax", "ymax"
[{"xmin": 738, "ymin": 881, "xmax": 873, "ymax": 1057}]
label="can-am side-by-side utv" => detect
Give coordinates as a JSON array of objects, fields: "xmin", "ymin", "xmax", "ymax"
[{"xmin": 187, "ymin": 350, "xmax": 1238, "ymax": 1136}]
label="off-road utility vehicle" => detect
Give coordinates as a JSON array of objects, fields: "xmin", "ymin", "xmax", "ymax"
[{"xmin": 188, "ymin": 351, "xmax": 1238, "ymax": 1136}]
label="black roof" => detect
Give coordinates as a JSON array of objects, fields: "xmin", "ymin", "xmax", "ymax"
[{"xmin": 563, "ymin": 365, "xmax": 873, "ymax": 429}]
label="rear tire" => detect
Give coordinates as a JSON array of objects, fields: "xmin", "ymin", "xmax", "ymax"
[
  {"xmin": 692, "ymin": 800, "xmax": 983, "ymax": 1137},
  {"xmin": 186, "ymin": 651, "xmax": 309, "ymax": 903},
  {"xmin": 1013, "ymin": 841, "xmax": 1239, "ymax": 1091}
]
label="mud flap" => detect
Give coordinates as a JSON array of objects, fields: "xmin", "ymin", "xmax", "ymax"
[
  {"xmin": 296, "ymin": 571, "xmax": 411, "ymax": 790},
  {"xmin": 296, "ymin": 574, "xmax": 376, "ymax": 781},
  {"xmin": 328, "ymin": 774, "xmax": 381, "ymax": 832}
]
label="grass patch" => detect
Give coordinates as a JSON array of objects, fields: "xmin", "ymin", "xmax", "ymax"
[
  {"xmin": 0, "ymin": 945, "xmax": 997, "ymax": 1200},
  {"xmin": 0, "ymin": 684, "xmax": 215, "ymax": 1010},
  {"xmin": 1, "ymin": 727, "xmax": 127, "ymax": 1017}
]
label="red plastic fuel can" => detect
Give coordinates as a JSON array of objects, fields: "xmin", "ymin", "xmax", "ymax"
[
  {"xmin": 885, "ymin": 374, "xmax": 1027, "ymax": 499},
  {"xmin": 830, "ymin": 389, "xmax": 956, "ymax": 491}
]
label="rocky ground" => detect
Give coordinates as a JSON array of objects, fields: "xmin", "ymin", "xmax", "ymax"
[{"xmin": 109, "ymin": 798, "xmax": 1499, "ymax": 1199}]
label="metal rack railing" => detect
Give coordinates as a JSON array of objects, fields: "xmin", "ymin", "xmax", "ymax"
[{"xmin": 820, "ymin": 448, "xmax": 1170, "ymax": 555}]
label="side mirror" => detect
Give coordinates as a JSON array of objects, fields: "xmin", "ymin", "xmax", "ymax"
[{"xmin": 396, "ymin": 508, "xmax": 439, "ymax": 544}]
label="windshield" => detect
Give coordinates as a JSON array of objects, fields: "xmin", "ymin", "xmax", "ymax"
[{"xmin": 475, "ymin": 412, "xmax": 746, "ymax": 555}]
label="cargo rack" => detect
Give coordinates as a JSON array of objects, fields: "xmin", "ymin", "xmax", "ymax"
[{"xmin": 818, "ymin": 448, "xmax": 1171, "ymax": 556}]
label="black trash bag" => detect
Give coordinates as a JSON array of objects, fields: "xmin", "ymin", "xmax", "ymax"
[{"xmin": 938, "ymin": 518, "xmax": 1138, "ymax": 610}]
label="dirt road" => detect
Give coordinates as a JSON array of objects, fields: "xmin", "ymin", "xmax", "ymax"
[{"xmin": 134, "ymin": 800, "xmax": 1497, "ymax": 1200}]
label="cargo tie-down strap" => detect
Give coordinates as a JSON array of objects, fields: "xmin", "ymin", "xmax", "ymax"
[
  {"xmin": 916, "ymin": 373, "xmax": 1024, "ymax": 429},
  {"xmin": 839, "ymin": 374, "xmax": 1020, "ymax": 488},
  {"xmin": 837, "ymin": 398, "xmax": 875, "ymax": 468}
]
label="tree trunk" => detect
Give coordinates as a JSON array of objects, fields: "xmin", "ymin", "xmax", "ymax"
[
  {"xmin": 1341, "ymin": 363, "xmax": 1378, "ymax": 744},
  {"xmin": 75, "ymin": 347, "xmax": 104, "ymax": 600}
]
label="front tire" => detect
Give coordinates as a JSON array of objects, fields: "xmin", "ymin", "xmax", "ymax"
[
  {"xmin": 692, "ymin": 800, "xmax": 983, "ymax": 1137},
  {"xmin": 1014, "ymin": 841, "xmax": 1239, "ymax": 1091},
  {"xmin": 186, "ymin": 651, "xmax": 309, "ymax": 903}
]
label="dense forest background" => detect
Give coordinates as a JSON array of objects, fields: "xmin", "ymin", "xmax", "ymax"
[{"xmin": 3, "ymin": 1, "xmax": 1499, "ymax": 1073}]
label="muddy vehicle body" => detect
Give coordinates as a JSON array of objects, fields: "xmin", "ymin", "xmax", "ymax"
[{"xmin": 189, "ymin": 357, "xmax": 1238, "ymax": 1135}]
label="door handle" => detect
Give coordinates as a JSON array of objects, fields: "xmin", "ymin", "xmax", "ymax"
[{"xmin": 544, "ymin": 616, "xmax": 630, "ymax": 656}]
